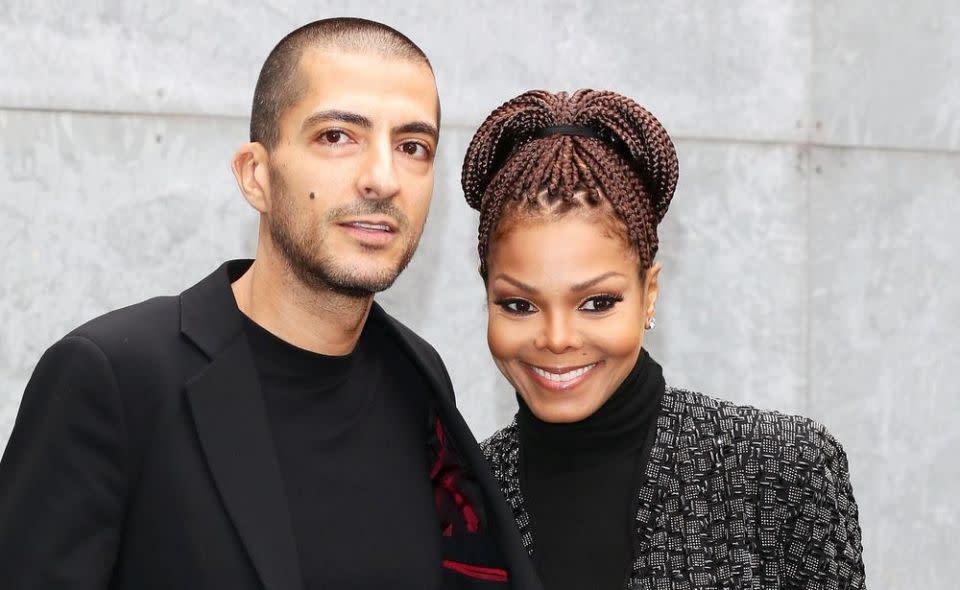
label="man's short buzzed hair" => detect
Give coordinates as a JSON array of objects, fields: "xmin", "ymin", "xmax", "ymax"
[{"xmin": 250, "ymin": 17, "xmax": 435, "ymax": 150}]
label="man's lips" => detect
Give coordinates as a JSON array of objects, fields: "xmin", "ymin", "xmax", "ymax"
[
  {"xmin": 337, "ymin": 218, "xmax": 399, "ymax": 247},
  {"xmin": 524, "ymin": 361, "xmax": 602, "ymax": 390},
  {"xmin": 337, "ymin": 217, "xmax": 397, "ymax": 233}
]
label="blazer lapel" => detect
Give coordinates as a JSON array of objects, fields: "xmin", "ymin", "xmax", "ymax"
[
  {"xmin": 435, "ymin": 393, "xmax": 544, "ymax": 590},
  {"xmin": 374, "ymin": 304, "xmax": 544, "ymax": 590},
  {"xmin": 185, "ymin": 333, "xmax": 303, "ymax": 590},
  {"xmin": 181, "ymin": 261, "xmax": 303, "ymax": 590}
]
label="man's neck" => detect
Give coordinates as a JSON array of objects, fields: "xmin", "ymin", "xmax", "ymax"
[{"xmin": 231, "ymin": 257, "xmax": 373, "ymax": 356}]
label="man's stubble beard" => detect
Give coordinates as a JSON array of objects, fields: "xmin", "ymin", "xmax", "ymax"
[{"xmin": 267, "ymin": 172, "xmax": 424, "ymax": 299}]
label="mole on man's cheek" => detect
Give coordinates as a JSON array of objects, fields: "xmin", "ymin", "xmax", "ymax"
[{"xmin": 309, "ymin": 192, "xmax": 316, "ymax": 200}]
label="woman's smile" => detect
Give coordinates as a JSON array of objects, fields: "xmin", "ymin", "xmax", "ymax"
[{"xmin": 524, "ymin": 361, "xmax": 602, "ymax": 391}]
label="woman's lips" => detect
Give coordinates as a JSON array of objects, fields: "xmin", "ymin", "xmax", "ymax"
[{"xmin": 524, "ymin": 361, "xmax": 601, "ymax": 391}]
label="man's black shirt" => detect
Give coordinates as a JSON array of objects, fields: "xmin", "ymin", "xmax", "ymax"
[{"xmin": 245, "ymin": 314, "xmax": 442, "ymax": 590}]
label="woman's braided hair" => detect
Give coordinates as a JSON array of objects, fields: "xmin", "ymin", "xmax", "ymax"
[{"xmin": 461, "ymin": 89, "xmax": 679, "ymax": 278}]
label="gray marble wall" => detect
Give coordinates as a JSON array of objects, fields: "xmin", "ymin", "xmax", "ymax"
[{"xmin": 1, "ymin": 2, "xmax": 957, "ymax": 587}]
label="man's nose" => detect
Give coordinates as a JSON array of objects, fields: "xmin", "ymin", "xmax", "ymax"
[
  {"xmin": 534, "ymin": 312, "xmax": 583, "ymax": 354},
  {"xmin": 356, "ymin": 137, "xmax": 401, "ymax": 200}
]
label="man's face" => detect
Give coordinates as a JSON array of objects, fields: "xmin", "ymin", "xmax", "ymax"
[{"xmin": 265, "ymin": 50, "xmax": 439, "ymax": 296}]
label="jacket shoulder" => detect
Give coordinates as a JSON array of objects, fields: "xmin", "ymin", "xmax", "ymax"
[
  {"xmin": 373, "ymin": 304, "xmax": 454, "ymax": 400},
  {"xmin": 666, "ymin": 387, "xmax": 847, "ymax": 477},
  {"xmin": 375, "ymin": 306, "xmax": 438, "ymax": 358},
  {"xmin": 666, "ymin": 390, "xmax": 864, "ymax": 587},
  {"xmin": 67, "ymin": 295, "xmax": 181, "ymax": 353},
  {"xmin": 60, "ymin": 295, "xmax": 194, "ymax": 406},
  {"xmin": 63, "ymin": 296, "xmax": 184, "ymax": 373},
  {"xmin": 480, "ymin": 420, "xmax": 519, "ymax": 464}
]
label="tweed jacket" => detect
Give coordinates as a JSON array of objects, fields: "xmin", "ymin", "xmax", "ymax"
[{"xmin": 481, "ymin": 387, "xmax": 866, "ymax": 590}]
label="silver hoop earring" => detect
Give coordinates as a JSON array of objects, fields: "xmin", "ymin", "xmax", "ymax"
[{"xmin": 645, "ymin": 317, "xmax": 657, "ymax": 330}]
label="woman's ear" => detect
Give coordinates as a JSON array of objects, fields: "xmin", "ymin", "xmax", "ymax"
[
  {"xmin": 644, "ymin": 261, "xmax": 662, "ymax": 318},
  {"xmin": 231, "ymin": 142, "xmax": 272, "ymax": 213}
]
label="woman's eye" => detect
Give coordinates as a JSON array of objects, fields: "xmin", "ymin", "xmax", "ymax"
[
  {"xmin": 496, "ymin": 299, "xmax": 538, "ymax": 315},
  {"xmin": 319, "ymin": 130, "xmax": 350, "ymax": 145},
  {"xmin": 398, "ymin": 141, "xmax": 430, "ymax": 159},
  {"xmin": 579, "ymin": 295, "xmax": 622, "ymax": 313}
]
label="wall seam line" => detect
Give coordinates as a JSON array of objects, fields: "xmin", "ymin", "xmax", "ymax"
[{"xmin": 1, "ymin": 106, "xmax": 958, "ymax": 156}]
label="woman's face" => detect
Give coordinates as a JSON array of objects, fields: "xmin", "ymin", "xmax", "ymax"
[{"xmin": 485, "ymin": 214, "xmax": 660, "ymax": 423}]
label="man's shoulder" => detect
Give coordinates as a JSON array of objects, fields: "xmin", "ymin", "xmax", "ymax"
[
  {"xmin": 369, "ymin": 304, "xmax": 455, "ymax": 402},
  {"xmin": 371, "ymin": 303, "xmax": 445, "ymax": 370},
  {"xmin": 67, "ymin": 294, "xmax": 182, "ymax": 356},
  {"xmin": 65, "ymin": 262, "xmax": 231, "ymax": 359},
  {"xmin": 372, "ymin": 304, "xmax": 434, "ymax": 352}
]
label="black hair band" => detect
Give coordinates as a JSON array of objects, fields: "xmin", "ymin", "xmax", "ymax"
[{"xmin": 532, "ymin": 125, "xmax": 599, "ymax": 139}]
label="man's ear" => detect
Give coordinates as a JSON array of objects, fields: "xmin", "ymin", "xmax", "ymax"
[{"xmin": 231, "ymin": 142, "xmax": 272, "ymax": 213}]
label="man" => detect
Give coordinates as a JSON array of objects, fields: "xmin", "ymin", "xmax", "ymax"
[{"xmin": 0, "ymin": 18, "xmax": 538, "ymax": 590}]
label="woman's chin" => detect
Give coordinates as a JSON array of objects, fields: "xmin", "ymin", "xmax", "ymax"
[{"xmin": 523, "ymin": 394, "xmax": 603, "ymax": 424}]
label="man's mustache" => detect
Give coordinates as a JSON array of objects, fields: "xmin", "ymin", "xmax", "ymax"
[{"xmin": 325, "ymin": 200, "xmax": 410, "ymax": 232}]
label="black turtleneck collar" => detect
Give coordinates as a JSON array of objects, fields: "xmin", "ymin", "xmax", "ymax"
[
  {"xmin": 517, "ymin": 349, "xmax": 665, "ymax": 474},
  {"xmin": 242, "ymin": 313, "xmax": 357, "ymax": 388}
]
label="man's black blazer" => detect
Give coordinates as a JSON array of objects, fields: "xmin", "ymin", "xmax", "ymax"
[{"xmin": 0, "ymin": 260, "xmax": 541, "ymax": 590}]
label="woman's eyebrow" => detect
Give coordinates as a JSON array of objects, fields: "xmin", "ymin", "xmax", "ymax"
[
  {"xmin": 491, "ymin": 274, "xmax": 538, "ymax": 295},
  {"xmin": 570, "ymin": 272, "xmax": 625, "ymax": 292}
]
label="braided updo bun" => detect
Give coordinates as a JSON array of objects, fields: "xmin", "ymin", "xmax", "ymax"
[{"xmin": 461, "ymin": 89, "xmax": 679, "ymax": 278}]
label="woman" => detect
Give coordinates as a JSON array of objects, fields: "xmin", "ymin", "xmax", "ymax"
[{"xmin": 461, "ymin": 90, "xmax": 866, "ymax": 590}]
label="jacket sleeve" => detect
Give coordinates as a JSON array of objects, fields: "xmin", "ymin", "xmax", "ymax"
[
  {"xmin": 0, "ymin": 335, "xmax": 129, "ymax": 589},
  {"xmin": 782, "ymin": 426, "xmax": 867, "ymax": 590}
]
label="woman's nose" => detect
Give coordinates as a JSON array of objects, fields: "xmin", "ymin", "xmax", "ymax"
[{"xmin": 534, "ymin": 313, "xmax": 582, "ymax": 353}]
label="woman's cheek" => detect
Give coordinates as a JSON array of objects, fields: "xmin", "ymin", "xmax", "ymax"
[
  {"xmin": 487, "ymin": 317, "xmax": 527, "ymax": 391},
  {"xmin": 591, "ymin": 316, "xmax": 644, "ymax": 357},
  {"xmin": 486, "ymin": 314, "xmax": 518, "ymax": 362}
]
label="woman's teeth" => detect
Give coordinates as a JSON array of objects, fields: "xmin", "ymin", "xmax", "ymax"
[{"xmin": 531, "ymin": 363, "xmax": 596, "ymax": 382}]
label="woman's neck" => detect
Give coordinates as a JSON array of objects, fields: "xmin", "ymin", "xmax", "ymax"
[{"xmin": 517, "ymin": 349, "xmax": 665, "ymax": 473}]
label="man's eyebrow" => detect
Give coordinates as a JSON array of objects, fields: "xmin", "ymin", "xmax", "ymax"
[
  {"xmin": 570, "ymin": 272, "xmax": 626, "ymax": 292},
  {"xmin": 394, "ymin": 121, "xmax": 439, "ymax": 142},
  {"xmin": 491, "ymin": 274, "xmax": 539, "ymax": 295},
  {"xmin": 300, "ymin": 110, "xmax": 373, "ymax": 132}
]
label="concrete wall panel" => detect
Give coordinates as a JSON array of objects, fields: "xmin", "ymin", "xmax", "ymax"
[
  {"xmin": 809, "ymin": 147, "xmax": 960, "ymax": 588},
  {"xmin": 813, "ymin": 0, "xmax": 960, "ymax": 150},
  {"xmin": 1, "ymin": 1, "xmax": 812, "ymax": 139}
]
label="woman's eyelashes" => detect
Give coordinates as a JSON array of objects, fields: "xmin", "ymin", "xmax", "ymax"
[
  {"xmin": 578, "ymin": 293, "xmax": 624, "ymax": 313},
  {"xmin": 494, "ymin": 298, "xmax": 539, "ymax": 315},
  {"xmin": 493, "ymin": 293, "xmax": 624, "ymax": 316}
]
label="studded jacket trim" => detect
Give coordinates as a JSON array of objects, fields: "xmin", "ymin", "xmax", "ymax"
[{"xmin": 481, "ymin": 387, "xmax": 866, "ymax": 590}]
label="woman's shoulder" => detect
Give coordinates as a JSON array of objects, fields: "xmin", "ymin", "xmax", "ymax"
[
  {"xmin": 479, "ymin": 388, "xmax": 850, "ymax": 476},
  {"xmin": 480, "ymin": 420, "xmax": 520, "ymax": 467},
  {"xmin": 664, "ymin": 386, "xmax": 849, "ymax": 472}
]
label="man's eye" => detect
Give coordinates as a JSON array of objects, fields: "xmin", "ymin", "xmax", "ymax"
[
  {"xmin": 319, "ymin": 130, "xmax": 349, "ymax": 144},
  {"xmin": 398, "ymin": 141, "xmax": 430, "ymax": 159},
  {"xmin": 579, "ymin": 294, "xmax": 622, "ymax": 313},
  {"xmin": 496, "ymin": 299, "xmax": 537, "ymax": 315}
]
